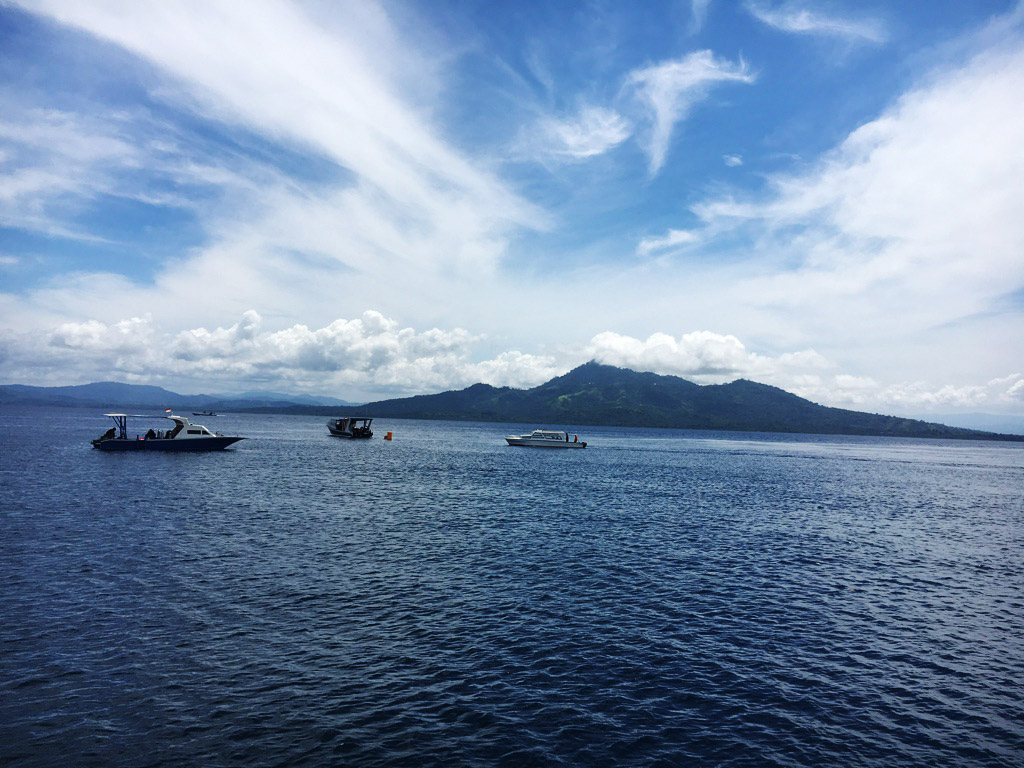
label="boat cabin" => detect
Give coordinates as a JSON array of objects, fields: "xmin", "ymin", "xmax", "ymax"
[
  {"xmin": 326, "ymin": 417, "xmax": 374, "ymax": 438},
  {"xmin": 531, "ymin": 430, "xmax": 572, "ymax": 441},
  {"xmin": 98, "ymin": 413, "xmax": 216, "ymax": 441}
]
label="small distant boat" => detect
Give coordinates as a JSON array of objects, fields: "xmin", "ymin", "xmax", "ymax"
[
  {"xmin": 505, "ymin": 429, "xmax": 587, "ymax": 448},
  {"xmin": 192, "ymin": 411, "xmax": 217, "ymax": 416},
  {"xmin": 91, "ymin": 413, "xmax": 244, "ymax": 452},
  {"xmin": 327, "ymin": 416, "xmax": 373, "ymax": 439}
]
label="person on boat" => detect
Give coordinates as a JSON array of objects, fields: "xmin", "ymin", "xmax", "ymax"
[
  {"xmin": 145, "ymin": 429, "xmax": 156, "ymax": 439},
  {"xmin": 100, "ymin": 427, "xmax": 116, "ymax": 441}
]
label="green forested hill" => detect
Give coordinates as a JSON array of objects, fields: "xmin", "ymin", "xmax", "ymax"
[{"xmin": 359, "ymin": 362, "xmax": 1021, "ymax": 440}]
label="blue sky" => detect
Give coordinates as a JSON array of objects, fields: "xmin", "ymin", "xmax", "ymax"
[{"xmin": 1, "ymin": 0, "xmax": 1022, "ymax": 420}]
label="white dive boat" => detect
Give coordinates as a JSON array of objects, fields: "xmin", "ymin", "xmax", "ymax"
[
  {"xmin": 326, "ymin": 416, "xmax": 373, "ymax": 439},
  {"xmin": 91, "ymin": 413, "xmax": 244, "ymax": 452},
  {"xmin": 505, "ymin": 429, "xmax": 587, "ymax": 448}
]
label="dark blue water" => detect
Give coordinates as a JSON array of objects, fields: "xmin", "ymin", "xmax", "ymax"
[{"xmin": 2, "ymin": 406, "xmax": 1022, "ymax": 767}]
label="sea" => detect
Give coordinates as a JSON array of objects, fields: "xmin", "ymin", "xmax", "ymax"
[{"xmin": 1, "ymin": 406, "xmax": 1022, "ymax": 767}]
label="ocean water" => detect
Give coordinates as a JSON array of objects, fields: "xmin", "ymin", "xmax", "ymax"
[{"xmin": 1, "ymin": 406, "xmax": 1022, "ymax": 767}]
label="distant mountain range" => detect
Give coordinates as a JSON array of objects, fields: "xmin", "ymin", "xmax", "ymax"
[
  {"xmin": 2, "ymin": 363, "xmax": 1021, "ymax": 440},
  {"xmin": 0, "ymin": 381, "xmax": 358, "ymax": 410}
]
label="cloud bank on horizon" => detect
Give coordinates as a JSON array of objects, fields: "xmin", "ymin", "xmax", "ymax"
[{"xmin": 1, "ymin": 0, "xmax": 1022, "ymax": 415}]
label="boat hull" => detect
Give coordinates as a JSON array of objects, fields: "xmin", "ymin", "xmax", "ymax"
[
  {"xmin": 505, "ymin": 437, "xmax": 587, "ymax": 448},
  {"xmin": 326, "ymin": 427, "xmax": 372, "ymax": 438},
  {"xmin": 92, "ymin": 437, "xmax": 244, "ymax": 452}
]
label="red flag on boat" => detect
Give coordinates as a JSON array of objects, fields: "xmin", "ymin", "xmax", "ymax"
[{"xmin": 165, "ymin": 407, "xmax": 172, "ymax": 413}]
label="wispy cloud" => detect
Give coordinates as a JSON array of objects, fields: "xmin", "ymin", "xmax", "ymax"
[
  {"xmin": 0, "ymin": 104, "xmax": 272, "ymax": 241},
  {"xmin": 625, "ymin": 51, "xmax": 754, "ymax": 175},
  {"xmin": 531, "ymin": 105, "xmax": 632, "ymax": 160},
  {"xmin": 682, "ymin": 41, "xmax": 1024, "ymax": 391},
  {"xmin": 1, "ymin": 0, "xmax": 557, "ymax": 361},
  {"xmin": 636, "ymin": 229, "xmax": 699, "ymax": 257},
  {"xmin": 19, "ymin": 0, "xmax": 545, "ymax": 268},
  {"xmin": 745, "ymin": 2, "xmax": 887, "ymax": 43},
  {"xmin": 524, "ymin": 49, "xmax": 752, "ymax": 172},
  {"xmin": 0, "ymin": 107, "xmax": 137, "ymax": 238},
  {"xmin": 688, "ymin": 0, "xmax": 713, "ymax": 35}
]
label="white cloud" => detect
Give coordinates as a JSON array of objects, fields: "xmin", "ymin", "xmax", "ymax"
[
  {"xmin": 0, "ymin": 313, "xmax": 159, "ymax": 385},
  {"xmin": 0, "ymin": 310, "xmax": 563, "ymax": 399},
  {"xmin": 14, "ymin": 0, "xmax": 544, "ymax": 268},
  {"xmin": 472, "ymin": 351, "xmax": 562, "ymax": 388},
  {"xmin": 0, "ymin": 108, "xmax": 136, "ymax": 238},
  {"xmin": 0, "ymin": 102, "xmax": 290, "ymax": 245},
  {"xmin": 167, "ymin": 310, "xmax": 482, "ymax": 391},
  {"xmin": 587, "ymin": 329, "xmax": 829, "ymax": 384},
  {"xmin": 689, "ymin": 42, "xmax": 1024, "ymax": 357},
  {"xmin": 636, "ymin": 229, "xmax": 699, "ymax": 257},
  {"xmin": 531, "ymin": 105, "xmax": 632, "ymax": 160},
  {"xmin": 0, "ymin": 0, "xmax": 561, "ymax": 364},
  {"xmin": 723, "ymin": 154, "xmax": 743, "ymax": 167},
  {"xmin": 625, "ymin": 50, "xmax": 754, "ymax": 175},
  {"xmin": 782, "ymin": 372, "xmax": 1024, "ymax": 413},
  {"xmin": 173, "ymin": 310, "xmax": 262, "ymax": 363},
  {"xmin": 745, "ymin": 2, "xmax": 887, "ymax": 43},
  {"xmin": 50, "ymin": 316, "xmax": 155, "ymax": 355},
  {"xmin": 524, "ymin": 50, "xmax": 753, "ymax": 172},
  {"xmin": 874, "ymin": 382, "xmax": 995, "ymax": 409},
  {"xmin": 689, "ymin": 0, "xmax": 713, "ymax": 35}
]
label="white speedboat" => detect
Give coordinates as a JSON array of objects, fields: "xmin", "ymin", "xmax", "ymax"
[
  {"xmin": 505, "ymin": 429, "xmax": 587, "ymax": 448},
  {"xmin": 327, "ymin": 416, "xmax": 373, "ymax": 438},
  {"xmin": 91, "ymin": 413, "xmax": 244, "ymax": 451}
]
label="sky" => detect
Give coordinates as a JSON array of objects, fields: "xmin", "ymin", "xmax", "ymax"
[{"xmin": 1, "ymin": 0, "xmax": 1023, "ymax": 421}]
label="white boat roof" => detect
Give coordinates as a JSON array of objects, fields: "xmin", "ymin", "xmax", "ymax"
[{"xmin": 103, "ymin": 412, "xmax": 192, "ymax": 422}]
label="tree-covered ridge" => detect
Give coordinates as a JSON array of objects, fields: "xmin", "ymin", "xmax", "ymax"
[{"xmin": 359, "ymin": 362, "xmax": 1021, "ymax": 440}]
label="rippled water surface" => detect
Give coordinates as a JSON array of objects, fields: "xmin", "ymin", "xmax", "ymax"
[{"xmin": 2, "ymin": 407, "xmax": 1023, "ymax": 767}]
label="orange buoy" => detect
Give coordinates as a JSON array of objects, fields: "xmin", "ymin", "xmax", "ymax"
[{"xmin": 385, "ymin": 431, "xmax": 393, "ymax": 441}]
